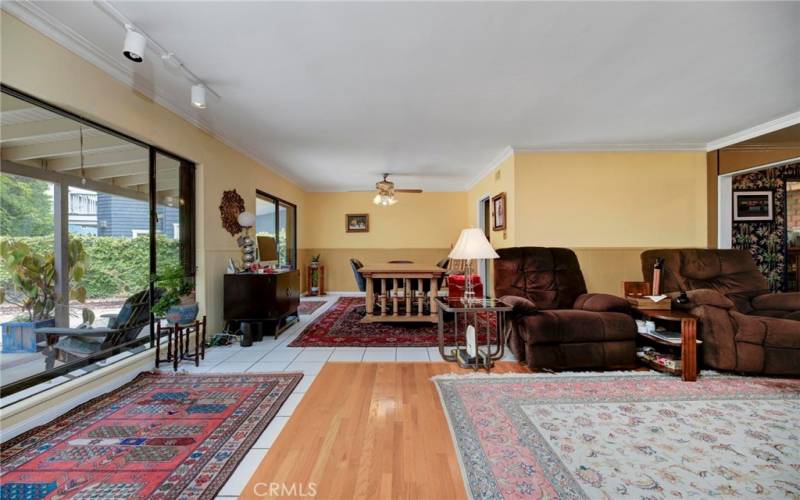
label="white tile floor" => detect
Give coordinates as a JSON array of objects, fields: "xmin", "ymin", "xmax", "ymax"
[{"xmin": 168, "ymin": 294, "xmax": 515, "ymax": 499}]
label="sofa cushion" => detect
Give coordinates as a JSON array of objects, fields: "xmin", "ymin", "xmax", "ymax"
[
  {"xmin": 495, "ymin": 247, "xmax": 587, "ymax": 310},
  {"xmin": 751, "ymin": 292, "xmax": 800, "ymax": 313},
  {"xmin": 573, "ymin": 293, "xmax": 630, "ymax": 313},
  {"xmin": 518, "ymin": 310, "xmax": 635, "ymax": 344}
]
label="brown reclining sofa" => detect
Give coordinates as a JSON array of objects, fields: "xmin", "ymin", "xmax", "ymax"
[
  {"xmin": 642, "ymin": 249, "xmax": 800, "ymax": 375},
  {"xmin": 495, "ymin": 247, "xmax": 637, "ymax": 370}
]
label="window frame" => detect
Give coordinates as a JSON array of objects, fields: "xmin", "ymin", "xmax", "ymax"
[{"xmin": 256, "ymin": 190, "xmax": 297, "ymax": 269}]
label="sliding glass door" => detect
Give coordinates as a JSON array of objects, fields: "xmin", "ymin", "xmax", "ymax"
[
  {"xmin": 256, "ymin": 191, "xmax": 297, "ymax": 268},
  {"xmin": 0, "ymin": 85, "xmax": 195, "ymax": 398}
]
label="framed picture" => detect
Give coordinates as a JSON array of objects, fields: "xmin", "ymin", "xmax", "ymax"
[
  {"xmin": 733, "ymin": 191, "xmax": 773, "ymax": 222},
  {"xmin": 492, "ymin": 192, "xmax": 506, "ymax": 231},
  {"xmin": 346, "ymin": 213, "xmax": 369, "ymax": 233}
]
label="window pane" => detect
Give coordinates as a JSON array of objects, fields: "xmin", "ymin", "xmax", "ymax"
[
  {"xmin": 0, "ymin": 173, "xmax": 55, "ymax": 387},
  {"xmin": 279, "ymin": 201, "xmax": 296, "ymax": 267},
  {"xmin": 256, "ymin": 194, "xmax": 277, "ymax": 262}
]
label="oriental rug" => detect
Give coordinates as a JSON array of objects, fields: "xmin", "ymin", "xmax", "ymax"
[
  {"xmin": 433, "ymin": 372, "xmax": 800, "ymax": 499},
  {"xmin": 297, "ymin": 300, "xmax": 327, "ymax": 315},
  {"xmin": 0, "ymin": 371, "xmax": 302, "ymax": 499},
  {"xmin": 289, "ymin": 297, "xmax": 492, "ymax": 347}
]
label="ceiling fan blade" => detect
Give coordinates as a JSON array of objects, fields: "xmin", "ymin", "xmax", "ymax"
[{"xmin": 395, "ymin": 189, "xmax": 423, "ymax": 193}]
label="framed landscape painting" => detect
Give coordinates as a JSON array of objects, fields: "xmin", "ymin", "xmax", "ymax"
[
  {"xmin": 346, "ymin": 213, "xmax": 369, "ymax": 232},
  {"xmin": 733, "ymin": 191, "xmax": 773, "ymax": 222}
]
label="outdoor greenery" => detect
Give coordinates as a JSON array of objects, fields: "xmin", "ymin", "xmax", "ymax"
[
  {"xmin": 152, "ymin": 263, "xmax": 195, "ymax": 317},
  {"xmin": 0, "ymin": 174, "xmax": 53, "ymax": 237},
  {"xmin": 0, "ymin": 235, "xmax": 179, "ymax": 299},
  {"xmin": 0, "ymin": 238, "xmax": 88, "ymax": 321}
]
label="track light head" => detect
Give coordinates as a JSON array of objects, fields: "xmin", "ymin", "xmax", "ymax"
[
  {"xmin": 122, "ymin": 27, "xmax": 146, "ymax": 63},
  {"xmin": 191, "ymin": 84, "xmax": 207, "ymax": 109}
]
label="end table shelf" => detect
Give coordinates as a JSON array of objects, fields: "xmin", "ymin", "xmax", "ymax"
[{"xmin": 633, "ymin": 308, "xmax": 700, "ymax": 381}]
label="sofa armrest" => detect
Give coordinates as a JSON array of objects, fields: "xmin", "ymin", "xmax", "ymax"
[
  {"xmin": 751, "ymin": 292, "xmax": 800, "ymax": 312},
  {"xmin": 500, "ymin": 295, "xmax": 538, "ymax": 315},
  {"xmin": 573, "ymin": 293, "xmax": 631, "ymax": 313},
  {"xmin": 671, "ymin": 289, "xmax": 734, "ymax": 309}
]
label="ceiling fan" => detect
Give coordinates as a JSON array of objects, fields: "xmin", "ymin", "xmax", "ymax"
[{"xmin": 369, "ymin": 174, "xmax": 423, "ymax": 205}]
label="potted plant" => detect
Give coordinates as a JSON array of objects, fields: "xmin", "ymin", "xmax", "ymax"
[
  {"xmin": 309, "ymin": 254, "xmax": 321, "ymax": 294},
  {"xmin": 0, "ymin": 239, "xmax": 89, "ymax": 353},
  {"xmin": 153, "ymin": 264, "xmax": 198, "ymax": 325}
]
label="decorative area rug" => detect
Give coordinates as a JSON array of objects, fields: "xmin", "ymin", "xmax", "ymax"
[
  {"xmin": 298, "ymin": 300, "xmax": 327, "ymax": 315},
  {"xmin": 289, "ymin": 297, "xmax": 489, "ymax": 347},
  {"xmin": 1, "ymin": 372, "xmax": 302, "ymax": 499},
  {"xmin": 434, "ymin": 372, "xmax": 800, "ymax": 499}
]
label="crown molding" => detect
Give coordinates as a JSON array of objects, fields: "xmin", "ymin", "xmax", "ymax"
[
  {"xmin": 705, "ymin": 111, "xmax": 800, "ymax": 152},
  {"xmin": 1, "ymin": 1, "xmax": 308, "ymax": 189},
  {"xmin": 464, "ymin": 146, "xmax": 513, "ymax": 190},
  {"xmin": 511, "ymin": 144, "xmax": 706, "ymax": 153}
]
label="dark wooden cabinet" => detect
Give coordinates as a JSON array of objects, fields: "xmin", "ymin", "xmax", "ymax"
[{"xmin": 223, "ymin": 270, "xmax": 300, "ymax": 340}]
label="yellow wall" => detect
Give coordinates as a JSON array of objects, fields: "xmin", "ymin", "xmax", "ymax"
[
  {"xmin": 466, "ymin": 151, "xmax": 516, "ymax": 248},
  {"xmin": 300, "ymin": 192, "xmax": 466, "ymax": 291},
  {"xmin": 0, "ymin": 12, "xmax": 306, "ymax": 332},
  {"xmin": 512, "ymin": 151, "xmax": 708, "ymax": 293}
]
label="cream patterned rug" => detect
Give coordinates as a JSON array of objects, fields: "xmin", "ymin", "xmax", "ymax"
[{"xmin": 433, "ymin": 372, "xmax": 800, "ymax": 499}]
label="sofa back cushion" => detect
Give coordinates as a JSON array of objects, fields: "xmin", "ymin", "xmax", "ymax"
[
  {"xmin": 495, "ymin": 247, "xmax": 587, "ymax": 310},
  {"xmin": 641, "ymin": 249, "xmax": 768, "ymax": 296}
]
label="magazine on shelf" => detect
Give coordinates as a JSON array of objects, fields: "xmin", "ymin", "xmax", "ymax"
[{"xmin": 645, "ymin": 329, "xmax": 682, "ymax": 344}]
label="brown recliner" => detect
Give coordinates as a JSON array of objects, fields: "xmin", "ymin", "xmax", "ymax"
[
  {"xmin": 642, "ymin": 249, "xmax": 800, "ymax": 376},
  {"xmin": 495, "ymin": 247, "xmax": 637, "ymax": 370}
]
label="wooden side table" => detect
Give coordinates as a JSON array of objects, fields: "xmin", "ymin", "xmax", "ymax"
[
  {"xmin": 156, "ymin": 316, "xmax": 207, "ymax": 372},
  {"xmin": 633, "ymin": 308, "xmax": 700, "ymax": 381}
]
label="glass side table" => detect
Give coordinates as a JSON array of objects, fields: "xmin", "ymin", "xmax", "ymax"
[{"xmin": 434, "ymin": 297, "xmax": 512, "ymax": 370}]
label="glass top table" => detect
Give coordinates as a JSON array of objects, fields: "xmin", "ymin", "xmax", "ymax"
[
  {"xmin": 434, "ymin": 297, "xmax": 512, "ymax": 370},
  {"xmin": 435, "ymin": 297, "xmax": 513, "ymax": 313}
]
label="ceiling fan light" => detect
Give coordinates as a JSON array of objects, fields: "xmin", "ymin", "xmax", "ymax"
[
  {"xmin": 373, "ymin": 194, "xmax": 382, "ymax": 205},
  {"xmin": 389, "ymin": 197, "xmax": 398, "ymax": 205}
]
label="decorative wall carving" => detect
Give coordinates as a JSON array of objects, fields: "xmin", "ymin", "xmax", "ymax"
[{"xmin": 219, "ymin": 189, "xmax": 245, "ymax": 236}]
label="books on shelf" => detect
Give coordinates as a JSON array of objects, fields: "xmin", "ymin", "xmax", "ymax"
[{"xmin": 637, "ymin": 348, "xmax": 682, "ymax": 370}]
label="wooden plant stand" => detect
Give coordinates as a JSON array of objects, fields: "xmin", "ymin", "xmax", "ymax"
[{"xmin": 306, "ymin": 265, "xmax": 325, "ymax": 296}]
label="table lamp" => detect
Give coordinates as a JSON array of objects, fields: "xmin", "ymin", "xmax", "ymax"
[{"xmin": 449, "ymin": 228, "xmax": 499, "ymax": 304}]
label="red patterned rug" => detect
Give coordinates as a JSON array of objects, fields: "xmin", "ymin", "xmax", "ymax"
[
  {"xmin": 297, "ymin": 300, "xmax": 327, "ymax": 315},
  {"xmin": 289, "ymin": 297, "xmax": 491, "ymax": 347},
  {"xmin": 0, "ymin": 372, "xmax": 302, "ymax": 499},
  {"xmin": 434, "ymin": 372, "xmax": 800, "ymax": 499}
]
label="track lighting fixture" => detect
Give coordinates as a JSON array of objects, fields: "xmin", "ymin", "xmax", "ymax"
[
  {"xmin": 191, "ymin": 85, "xmax": 207, "ymax": 109},
  {"xmin": 122, "ymin": 26, "xmax": 146, "ymax": 63}
]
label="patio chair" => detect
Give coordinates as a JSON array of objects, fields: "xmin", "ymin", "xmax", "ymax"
[{"xmin": 36, "ymin": 288, "xmax": 162, "ymax": 370}]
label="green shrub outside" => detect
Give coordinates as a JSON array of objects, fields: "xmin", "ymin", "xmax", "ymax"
[{"xmin": 0, "ymin": 235, "xmax": 179, "ymax": 299}]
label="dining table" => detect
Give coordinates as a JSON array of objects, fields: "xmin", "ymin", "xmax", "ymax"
[{"xmin": 357, "ymin": 263, "xmax": 447, "ymax": 323}]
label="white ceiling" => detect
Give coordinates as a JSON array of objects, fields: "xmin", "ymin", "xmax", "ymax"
[{"xmin": 6, "ymin": 1, "xmax": 800, "ymax": 191}]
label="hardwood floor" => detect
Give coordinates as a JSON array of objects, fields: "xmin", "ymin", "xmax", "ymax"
[{"xmin": 241, "ymin": 361, "xmax": 527, "ymax": 499}]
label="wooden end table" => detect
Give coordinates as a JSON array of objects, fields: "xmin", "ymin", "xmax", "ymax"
[
  {"xmin": 633, "ymin": 308, "xmax": 700, "ymax": 382},
  {"xmin": 156, "ymin": 316, "xmax": 207, "ymax": 372}
]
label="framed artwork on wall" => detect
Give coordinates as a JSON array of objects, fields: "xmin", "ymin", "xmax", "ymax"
[
  {"xmin": 346, "ymin": 213, "xmax": 369, "ymax": 233},
  {"xmin": 491, "ymin": 192, "xmax": 506, "ymax": 231},
  {"xmin": 733, "ymin": 191, "xmax": 774, "ymax": 222}
]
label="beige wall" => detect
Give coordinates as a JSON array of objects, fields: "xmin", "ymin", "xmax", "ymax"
[
  {"xmin": 1, "ymin": 12, "xmax": 306, "ymax": 332},
  {"xmin": 511, "ymin": 151, "xmax": 708, "ymax": 293},
  {"xmin": 300, "ymin": 192, "xmax": 466, "ymax": 291}
]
